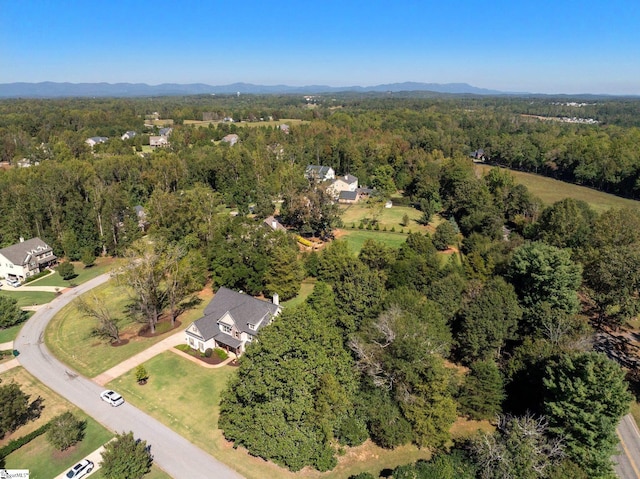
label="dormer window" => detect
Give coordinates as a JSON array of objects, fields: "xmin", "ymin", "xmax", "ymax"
[{"xmin": 248, "ymin": 323, "xmax": 256, "ymax": 331}]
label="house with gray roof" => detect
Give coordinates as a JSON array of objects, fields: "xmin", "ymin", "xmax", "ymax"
[
  {"xmin": 0, "ymin": 237, "xmax": 57, "ymax": 284},
  {"xmin": 185, "ymin": 287, "xmax": 281, "ymax": 356},
  {"xmin": 305, "ymin": 165, "xmax": 335, "ymax": 182},
  {"xmin": 85, "ymin": 136, "xmax": 108, "ymax": 148},
  {"xmin": 121, "ymin": 131, "xmax": 137, "ymax": 140}
]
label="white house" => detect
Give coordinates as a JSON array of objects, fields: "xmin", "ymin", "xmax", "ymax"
[
  {"xmin": 305, "ymin": 165, "xmax": 335, "ymax": 182},
  {"xmin": 85, "ymin": 137, "xmax": 108, "ymax": 148},
  {"xmin": 185, "ymin": 287, "xmax": 281, "ymax": 357},
  {"xmin": 222, "ymin": 134, "xmax": 239, "ymax": 146},
  {"xmin": 121, "ymin": 131, "xmax": 137, "ymax": 140},
  {"xmin": 149, "ymin": 136, "xmax": 169, "ymax": 148},
  {"xmin": 0, "ymin": 237, "xmax": 57, "ymax": 283}
]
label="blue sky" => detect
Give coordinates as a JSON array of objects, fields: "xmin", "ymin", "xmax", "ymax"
[{"xmin": 1, "ymin": 0, "xmax": 639, "ymax": 94}]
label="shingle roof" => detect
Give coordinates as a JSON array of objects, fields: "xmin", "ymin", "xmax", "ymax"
[
  {"xmin": 343, "ymin": 174, "xmax": 358, "ymax": 184},
  {"xmin": 193, "ymin": 287, "xmax": 280, "ymax": 341},
  {"xmin": 339, "ymin": 190, "xmax": 358, "ymax": 201},
  {"xmin": 0, "ymin": 237, "xmax": 54, "ymax": 266}
]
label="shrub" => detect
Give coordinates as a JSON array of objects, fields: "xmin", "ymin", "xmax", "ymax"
[
  {"xmin": 204, "ymin": 348, "xmax": 213, "ymax": 358},
  {"xmin": 214, "ymin": 348, "xmax": 228, "ymax": 360},
  {"xmin": 57, "ymin": 261, "xmax": 76, "ymax": 280},
  {"xmin": 46, "ymin": 412, "xmax": 85, "ymax": 451},
  {"xmin": 358, "ymin": 222, "xmax": 364, "ymax": 229},
  {"xmin": 0, "ymin": 422, "xmax": 51, "ymax": 458},
  {"xmin": 391, "ymin": 226, "xmax": 395, "ymax": 232},
  {"xmin": 135, "ymin": 365, "xmax": 149, "ymax": 383}
]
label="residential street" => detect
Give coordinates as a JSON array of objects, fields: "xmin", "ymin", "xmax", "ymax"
[
  {"xmin": 13, "ymin": 274, "xmax": 243, "ymax": 479},
  {"xmin": 616, "ymin": 414, "xmax": 640, "ymax": 479}
]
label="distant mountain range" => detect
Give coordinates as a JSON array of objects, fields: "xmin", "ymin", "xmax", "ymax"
[{"xmin": 0, "ymin": 81, "xmax": 510, "ymax": 98}]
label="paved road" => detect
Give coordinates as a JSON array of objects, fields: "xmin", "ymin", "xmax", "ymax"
[
  {"xmin": 616, "ymin": 414, "xmax": 640, "ymax": 479},
  {"xmin": 13, "ymin": 274, "xmax": 243, "ymax": 479}
]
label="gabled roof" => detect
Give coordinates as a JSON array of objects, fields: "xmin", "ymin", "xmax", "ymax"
[
  {"xmin": 0, "ymin": 237, "xmax": 54, "ymax": 266},
  {"xmin": 159, "ymin": 127, "xmax": 173, "ymax": 136},
  {"xmin": 342, "ymin": 174, "xmax": 358, "ymax": 184},
  {"xmin": 305, "ymin": 165, "xmax": 333, "ymax": 178},
  {"xmin": 263, "ymin": 216, "xmax": 287, "ymax": 232},
  {"xmin": 339, "ymin": 190, "xmax": 358, "ymax": 201},
  {"xmin": 193, "ymin": 287, "xmax": 280, "ymax": 341}
]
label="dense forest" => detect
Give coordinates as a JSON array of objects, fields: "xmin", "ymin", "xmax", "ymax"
[{"xmin": 1, "ymin": 93, "xmax": 640, "ymax": 478}]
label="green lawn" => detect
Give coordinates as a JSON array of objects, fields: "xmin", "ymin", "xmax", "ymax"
[
  {"xmin": 338, "ymin": 229, "xmax": 409, "ymax": 254},
  {"xmin": 107, "ymin": 352, "xmax": 432, "ymax": 479},
  {"xmin": 28, "ymin": 257, "xmax": 119, "ymax": 287},
  {"xmin": 0, "ymin": 290, "xmax": 57, "ymax": 308},
  {"xmin": 0, "ymin": 322, "xmax": 24, "ymax": 343},
  {"xmin": 0, "ymin": 367, "xmax": 114, "ymax": 479},
  {"xmin": 282, "ymin": 278, "xmax": 316, "ymax": 309},
  {"xmin": 4, "ymin": 416, "xmax": 113, "ymax": 479},
  {"xmin": 475, "ymin": 164, "xmax": 640, "ymax": 213},
  {"xmin": 45, "ymin": 280, "xmax": 212, "ymax": 378},
  {"xmin": 340, "ymin": 203, "xmax": 437, "ymax": 234}
]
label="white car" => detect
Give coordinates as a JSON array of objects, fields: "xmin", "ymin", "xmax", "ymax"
[
  {"xmin": 7, "ymin": 278, "xmax": 20, "ymax": 287},
  {"xmin": 66, "ymin": 459, "xmax": 93, "ymax": 478},
  {"xmin": 100, "ymin": 389, "xmax": 124, "ymax": 407}
]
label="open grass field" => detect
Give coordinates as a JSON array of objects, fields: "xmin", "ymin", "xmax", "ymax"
[
  {"xmin": 44, "ymin": 280, "xmax": 213, "ymax": 378},
  {"xmin": 0, "ymin": 367, "xmax": 114, "ymax": 478},
  {"xmin": 107, "ymin": 352, "xmax": 433, "ymax": 479},
  {"xmin": 337, "ymin": 203, "xmax": 447, "ymax": 254},
  {"xmin": 183, "ymin": 118, "xmax": 309, "ymax": 128},
  {"xmin": 336, "ymin": 228, "xmax": 409, "ymax": 254},
  {"xmin": 475, "ymin": 164, "xmax": 640, "ymax": 213},
  {"xmin": 30, "ymin": 257, "xmax": 119, "ymax": 287}
]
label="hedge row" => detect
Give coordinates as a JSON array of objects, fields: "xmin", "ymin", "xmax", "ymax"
[{"xmin": 0, "ymin": 421, "xmax": 51, "ymax": 458}]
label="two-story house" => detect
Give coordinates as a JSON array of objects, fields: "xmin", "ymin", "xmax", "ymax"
[
  {"xmin": 185, "ymin": 287, "xmax": 281, "ymax": 357},
  {"xmin": 304, "ymin": 165, "xmax": 335, "ymax": 183},
  {"xmin": 0, "ymin": 237, "xmax": 57, "ymax": 283}
]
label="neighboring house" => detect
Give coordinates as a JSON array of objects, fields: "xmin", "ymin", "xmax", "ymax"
[
  {"xmin": 279, "ymin": 124, "xmax": 290, "ymax": 134},
  {"xmin": 134, "ymin": 205, "xmax": 149, "ymax": 231},
  {"xmin": 305, "ymin": 165, "xmax": 335, "ymax": 182},
  {"xmin": 222, "ymin": 134, "xmax": 239, "ymax": 146},
  {"xmin": 159, "ymin": 127, "xmax": 173, "ymax": 137},
  {"xmin": 0, "ymin": 237, "xmax": 57, "ymax": 283},
  {"xmin": 328, "ymin": 174, "xmax": 358, "ymax": 198},
  {"xmin": 263, "ymin": 216, "xmax": 287, "ymax": 232},
  {"xmin": 149, "ymin": 136, "xmax": 169, "ymax": 148},
  {"xmin": 470, "ymin": 148, "xmax": 486, "ymax": 162},
  {"xmin": 121, "ymin": 131, "xmax": 137, "ymax": 140},
  {"xmin": 185, "ymin": 287, "xmax": 281, "ymax": 356},
  {"xmin": 85, "ymin": 137, "xmax": 108, "ymax": 148}
]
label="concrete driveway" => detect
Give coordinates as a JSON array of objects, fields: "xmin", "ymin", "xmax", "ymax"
[{"xmin": 13, "ymin": 274, "xmax": 243, "ymax": 479}]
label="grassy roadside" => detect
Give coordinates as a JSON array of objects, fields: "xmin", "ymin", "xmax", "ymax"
[{"xmin": 44, "ymin": 280, "xmax": 212, "ymax": 378}]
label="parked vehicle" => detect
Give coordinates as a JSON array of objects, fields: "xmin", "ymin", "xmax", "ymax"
[
  {"xmin": 100, "ymin": 389, "xmax": 124, "ymax": 407},
  {"xmin": 65, "ymin": 459, "xmax": 93, "ymax": 478}
]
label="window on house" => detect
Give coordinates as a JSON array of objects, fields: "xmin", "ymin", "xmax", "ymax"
[
  {"xmin": 248, "ymin": 323, "xmax": 256, "ymax": 330},
  {"xmin": 221, "ymin": 324, "xmax": 232, "ymax": 334}
]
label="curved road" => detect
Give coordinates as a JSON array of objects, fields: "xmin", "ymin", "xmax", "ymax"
[{"xmin": 14, "ymin": 274, "xmax": 243, "ymax": 479}]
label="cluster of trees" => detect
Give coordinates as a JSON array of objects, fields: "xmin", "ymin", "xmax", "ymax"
[{"xmin": 219, "ymin": 158, "xmax": 635, "ymax": 477}]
